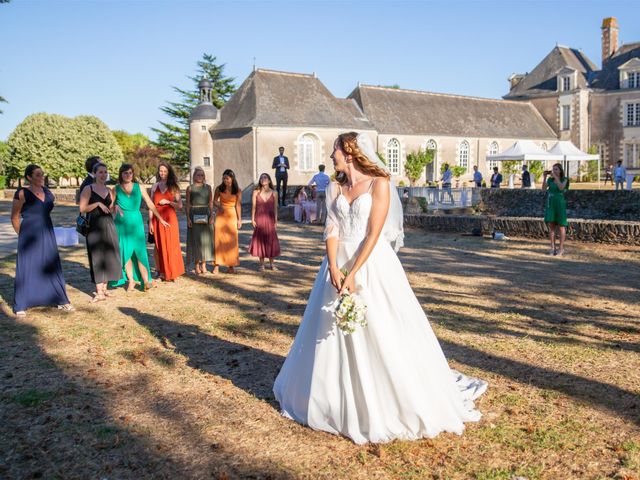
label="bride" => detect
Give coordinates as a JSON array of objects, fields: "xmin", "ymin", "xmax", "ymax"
[{"xmin": 273, "ymin": 132, "xmax": 487, "ymax": 444}]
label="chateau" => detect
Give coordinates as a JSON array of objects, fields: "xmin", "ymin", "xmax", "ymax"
[{"xmin": 189, "ymin": 17, "xmax": 640, "ymax": 189}]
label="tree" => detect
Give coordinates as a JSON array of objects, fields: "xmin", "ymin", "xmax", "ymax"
[
  {"xmin": 129, "ymin": 144, "xmax": 164, "ymax": 183},
  {"xmin": 6, "ymin": 113, "xmax": 123, "ymax": 184},
  {"xmin": 501, "ymin": 160, "xmax": 521, "ymax": 176},
  {"xmin": 112, "ymin": 130, "xmax": 150, "ymax": 159},
  {"xmin": 152, "ymin": 53, "xmax": 236, "ymax": 168},
  {"xmin": 404, "ymin": 148, "xmax": 434, "ymax": 187},
  {"xmin": 528, "ymin": 160, "xmax": 545, "ymax": 181}
]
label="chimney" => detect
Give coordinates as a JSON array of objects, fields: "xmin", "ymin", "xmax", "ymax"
[
  {"xmin": 601, "ymin": 17, "xmax": 619, "ymax": 66},
  {"xmin": 508, "ymin": 73, "xmax": 525, "ymax": 90}
]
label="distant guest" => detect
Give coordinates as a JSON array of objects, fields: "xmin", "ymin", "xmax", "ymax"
[
  {"xmin": 308, "ymin": 164, "xmax": 331, "ymax": 224},
  {"xmin": 213, "ymin": 169, "xmax": 241, "ymax": 274},
  {"xmin": 249, "ymin": 173, "xmax": 280, "ymax": 271},
  {"xmin": 473, "ymin": 165, "xmax": 483, "ymax": 188},
  {"xmin": 272, "ymin": 146, "xmax": 290, "ymax": 206},
  {"xmin": 490, "ymin": 167, "xmax": 503, "ymax": 188},
  {"xmin": 440, "ymin": 163, "xmax": 454, "ymax": 203},
  {"xmin": 542, "ymin": 163, "xmax": 569, "ymax": 257},
  {"xmin": 604, "ymin": 163, "xmax": 613, "ymax": 186},
  {"xmin": 521, "ymin": 164, "xmax": 531, "ymax": 188},
  {"xmin": 614, "ymin": 161, "xmax": 626, "ymax": 191}
]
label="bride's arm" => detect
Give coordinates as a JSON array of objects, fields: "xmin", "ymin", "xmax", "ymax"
[
  {"xmin": 324, "ymin": 182, "xmax": 345, "ymax": 292},
  {"xmin": 339, "ymin": 178, "xmax": 390, "ymax": 295}
]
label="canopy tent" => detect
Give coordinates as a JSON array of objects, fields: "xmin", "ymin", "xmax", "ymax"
[
  {"xmin": 547, "ymin": 140, "xmax": 601, "ymax": 184},
  {"xmin": 486, "ymin": 140, "xmax": 563, "ymax": 162},
  {"xmin": 486, "ymin": 140, "xmax": 562, "ymax": 188}
]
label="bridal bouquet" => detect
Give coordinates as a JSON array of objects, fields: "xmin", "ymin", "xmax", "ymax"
[{"xmin": 333, "ymin": 269, "xmax": 367, "ymax": 334}]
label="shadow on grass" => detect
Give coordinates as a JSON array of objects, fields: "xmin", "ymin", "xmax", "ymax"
[{"xmin": 120, "ymin": 306, "xmax": 285, "ymax": 405}]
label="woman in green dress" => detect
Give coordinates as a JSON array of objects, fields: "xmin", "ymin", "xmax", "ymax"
[
  {"xmin": 542, "ymin": 163, "xmax": 569, "ymax": 257},
  {"xmin": 186, "ymin": 167, "xmax": 214, "ymax": 274},
  {"xmin": 110, "ymin": 164, "xmax": 169, "ymax": 291}
]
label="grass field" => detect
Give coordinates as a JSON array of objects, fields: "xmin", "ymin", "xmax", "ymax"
[{"xmin": 0, "ymin": 199, "xmax": 639, "ymax": 479}]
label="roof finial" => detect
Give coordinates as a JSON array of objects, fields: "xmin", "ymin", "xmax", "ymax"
[{"xmin": 253, "ymin": 56, "xmax": 256, "ymax": 72}]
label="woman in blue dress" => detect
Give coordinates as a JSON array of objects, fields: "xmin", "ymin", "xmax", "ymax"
[{"xmin": 10, "ymin": 164, "xmax": 74, "ymax": 316}]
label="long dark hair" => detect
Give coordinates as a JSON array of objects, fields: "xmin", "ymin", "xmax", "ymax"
[
  {"xmin": 157, "ymin": 161, "xmax": 179, "ymax": 193},
  {"xmin": 118, "ymin": 163, "xmax": 135, "ymax": 184},
  {"xmin": 552, "ymin": 163, "xmax": 566, "ymax": 180},
  {"xmin": 254, "ymin": 172, "xmax": 274, "ymax": 191},
  {"xmin": 218, "ymin": 169, "xmax": 239, "ymax": 195}
]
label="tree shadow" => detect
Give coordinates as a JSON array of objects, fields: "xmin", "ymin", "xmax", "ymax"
[{"xmin": 119, "ymin": 306, "xmax": 285, "ymax": 405}]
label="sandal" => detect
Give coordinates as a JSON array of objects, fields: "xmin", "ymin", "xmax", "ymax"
[
  {"xmin": 143, "ymin": 281, "xmax": 157, "ymax": 292},
  {"xmin": 212, "ymin": 266, "xmax": 219, "ymax": 275},
  {"xmin": 556, "ymin": 249, "xmax": 565, "ymax": 257},
  {"xmin": 90, "ymin": 294, "xmax": 107, "ymax": 304},
  {"xmin": 57, "ymin": 304, "xmax": 76, "ymax": 312},
  {"xmin": 126, "ymin": 281, "xmax": 137, "ymax": 292},
  {"xmin": 258, "ymin": 265, "xmax": 265, "ymax": 272},
  {"xmin": 227, "ymin": 267, "xmax": 236, "ymax": 274},
  {"xmin": 270, "ymin": 265, "xmax": 278, "ymax": 271}
]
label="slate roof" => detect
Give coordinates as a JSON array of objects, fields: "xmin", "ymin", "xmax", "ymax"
[
  {"xmin": 189, "ymin": 102, "xmax": 218, "ymax": 121},
  {"xmin": 214, "ymin": 69, "xmax": 374, "ymax": 131},
  {"xmin": 505, "ymin": 46, "xmax": 597, "ymax": 98},
  {"xmin": 349, "ymin": 85, "xmax": 557, "ymax": 139},
  {"xmin": 505, "ymin": 43, "xmax": 640, "ymax": 97}
]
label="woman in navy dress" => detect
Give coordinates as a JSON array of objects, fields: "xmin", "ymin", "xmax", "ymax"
[{"xmin": 10, "ymin": 164, "xmax": 74, "ymax": 316}]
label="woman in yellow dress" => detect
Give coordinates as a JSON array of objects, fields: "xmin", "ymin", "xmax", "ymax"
[{"xmin": 213, "ymin": 169, "xmax": 242, "ymax": 273}]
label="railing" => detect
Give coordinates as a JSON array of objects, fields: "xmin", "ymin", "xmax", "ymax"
[{"xmin": 397, "ymin": 186, "xmax": 482, "ymax": 210}]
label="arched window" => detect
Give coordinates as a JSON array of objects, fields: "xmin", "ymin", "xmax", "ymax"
[
  {"xmin": 426, "ymin": 139, "xmax": 437, "ymax": 151},
  {"xmin": 298, "ymin": 134, "xmax": 316, "ymax": 171},
  {"xmin": 458, "ymin": 140, "xmax": 470, "ymax": 170},
  {"xmin": 487, "ymin": 141, "xmax": 499, "ymax": 171},
  {"xmin": 386, "ymin": 138, "xmax": 401, "ymax": 175},
  {"xmin": 425, "ymin": 139, "xmax": 438, "ymax": 182},
  {"xmin": 541, "ymin": 142, "xmax": 548, "ymax": 151}
]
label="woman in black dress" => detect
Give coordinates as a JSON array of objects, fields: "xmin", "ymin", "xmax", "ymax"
[{"xmin": 79, "ymin": 163, "xmax": 122, "ymax": 302}]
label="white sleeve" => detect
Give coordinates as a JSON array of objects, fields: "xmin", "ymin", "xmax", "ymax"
[{"xmin": 323, "ymin": 182, "xmax": 340, "ymax": 241}]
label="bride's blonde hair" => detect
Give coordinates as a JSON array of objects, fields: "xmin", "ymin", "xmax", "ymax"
[{"xmin": 335, "ymin": 132, "xmax": 390, "ymax": 185}]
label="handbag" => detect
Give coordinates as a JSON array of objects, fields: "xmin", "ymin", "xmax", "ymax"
[
  {"xmin": 147, "ymin": 231, "xmax": 155, "ymax": 244},
  {"xmin": 76, "ymin": 214, "xmax": 90, "ymax": 236},
  {"xmin": 193, "ymin": 214, "xmax": 209, "ymax": 224}
]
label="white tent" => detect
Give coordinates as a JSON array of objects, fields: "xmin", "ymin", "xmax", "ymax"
[
  {"xmin": 547, "ymin": 140, "xmax": 601, "ymax": 184},
  {"xmin": 486, "ymin": 140, "xmax": 563, "ymax": 162},
  {"xmin": 486, "ymin": 140, "xmax": 562, "ymax": 188}
]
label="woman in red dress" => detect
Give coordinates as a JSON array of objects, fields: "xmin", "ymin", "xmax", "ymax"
[
  {"xmin": 150, "ymin": 162, "xmax": 185, "ymax": 281},
  {"xmin": 249, "ymin": 173, "xmax": 281, "ymax": 271}
]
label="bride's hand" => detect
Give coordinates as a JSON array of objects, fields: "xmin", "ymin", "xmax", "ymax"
[
  {"xmin": 329, "ymin": 265, "xmax": 345, "ymax": 292},
  {"xmin": 339, "ymin": 274, "xmax": 356, "ymax": 296}
]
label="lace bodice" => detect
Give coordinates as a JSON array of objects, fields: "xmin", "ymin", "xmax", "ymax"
[{"xmin": 324, "ymin": 181, "xmax": 373, "ymax": 244}]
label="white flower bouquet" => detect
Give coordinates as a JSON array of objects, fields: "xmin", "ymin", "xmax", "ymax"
[{"xmin": 333, "ymin": 269, "xmax": 367, "ymax": 334}]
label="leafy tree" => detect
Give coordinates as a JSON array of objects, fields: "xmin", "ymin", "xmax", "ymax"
[
  {"xmin": 528, "ymin": 160, "xmax": 545, "ymax": 181},
  {"xmin": 451, "ymin": 166, "xmax": 467, "ymax": 178},
  {"xmin": 112, "ymin": 130, "xmax": 150, "ymax": 159},
  {"xmin": 128, "ymin": 144, "xmax": 165, "ymax": 183},
  {"xmin": 152, "ymin": 53, "xmax": 235, "ymax": 168},
  {"xmin": 404, "ymin": 148, "xmax": 434, "ymax": 186},
  {"xmin": 501, "ymin": 160, "xmax": 521, "ymax": 176},
  {"xmin": 6, "ymin": 113, "xmax": 123, "ymax": 184}
]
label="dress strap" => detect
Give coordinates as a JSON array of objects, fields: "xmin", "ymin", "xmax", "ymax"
[{"xmin": 367, "ymin": 178, "xmax": 376, "ymax": 192}]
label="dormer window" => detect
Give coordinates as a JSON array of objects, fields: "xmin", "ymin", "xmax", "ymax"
[
  {"xmin": 562, "ymin": 76, "xmax": 571, "ymax": 91},
  {"xmin": 618, "ymin": 58, "xmax": 640, "ymax": 89},
  {"xmin": 629, "ymin": 72, "xmax": 640, "ymax": 89}
]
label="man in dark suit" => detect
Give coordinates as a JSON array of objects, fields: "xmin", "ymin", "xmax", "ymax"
[
  {"xmin": 76, "ymin": 156, "xmax": 102, "ymax": 204},
  {"xmin": 272, "ymin": 146, "xmax": 290, "ymax": 206}
]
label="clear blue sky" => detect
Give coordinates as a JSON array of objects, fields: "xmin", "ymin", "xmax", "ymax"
[{"xmin": 1, "ymin": 0, "xmax": 638, "ymax": 141}]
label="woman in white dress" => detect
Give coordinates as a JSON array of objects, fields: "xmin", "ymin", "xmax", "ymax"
[{"xmin": 273, "ymin": 132, "xmax": 487, "ymax": 444}]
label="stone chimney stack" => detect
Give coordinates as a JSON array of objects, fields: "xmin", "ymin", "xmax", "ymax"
[{"xmin": 601, "ymin": 17, "xmax": 619, "ymax": 66}]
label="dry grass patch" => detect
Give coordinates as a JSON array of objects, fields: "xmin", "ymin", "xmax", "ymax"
[{"xmin": 0, "ymin": 199, "xmax": 639, "ymax": 479}]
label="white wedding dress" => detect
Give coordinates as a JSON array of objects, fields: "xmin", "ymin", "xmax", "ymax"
[{"xmin": 273, "ymin": 181, "xmax": 487, "ymax": 444}]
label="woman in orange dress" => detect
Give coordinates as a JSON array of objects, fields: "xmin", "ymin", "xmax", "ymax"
[
  {"xmin": 150, "ymin": 162, "xmax": 185, "ymax": 281},
  {"xmin": 213, "ymin": 169, "xmax": 242, "ymax": 274}
]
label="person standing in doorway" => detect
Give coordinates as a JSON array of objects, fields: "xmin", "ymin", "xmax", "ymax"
[
  {"xmin": 521, "ymin": 164, "xmax": 531, "ymax": 189},
  {"xmin": 472, "ymin": 165, "xmax": 483, "ymax": 188},
  {"xmin": 308, "ymin": 164, "xmax": 331, "ymax": 224},
  {"xmin": 614, "ymin": 161, "xmax": 626, "ymax": 191},
  {"xmin": 490, "ymin": 167, "xmax": 503, "ymax": 188},
  {"xmin": 272, "ymin": 146, "xmax": 290, "ymax": 206}
]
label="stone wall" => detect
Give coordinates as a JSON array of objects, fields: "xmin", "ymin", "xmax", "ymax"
[
  {"xmin": 404, "ymin": 213, "xmax": 640, "ymax": 245},
  {"xmin": 479, "ymin": 189, "xmax": 640, "ymax": 220}
]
